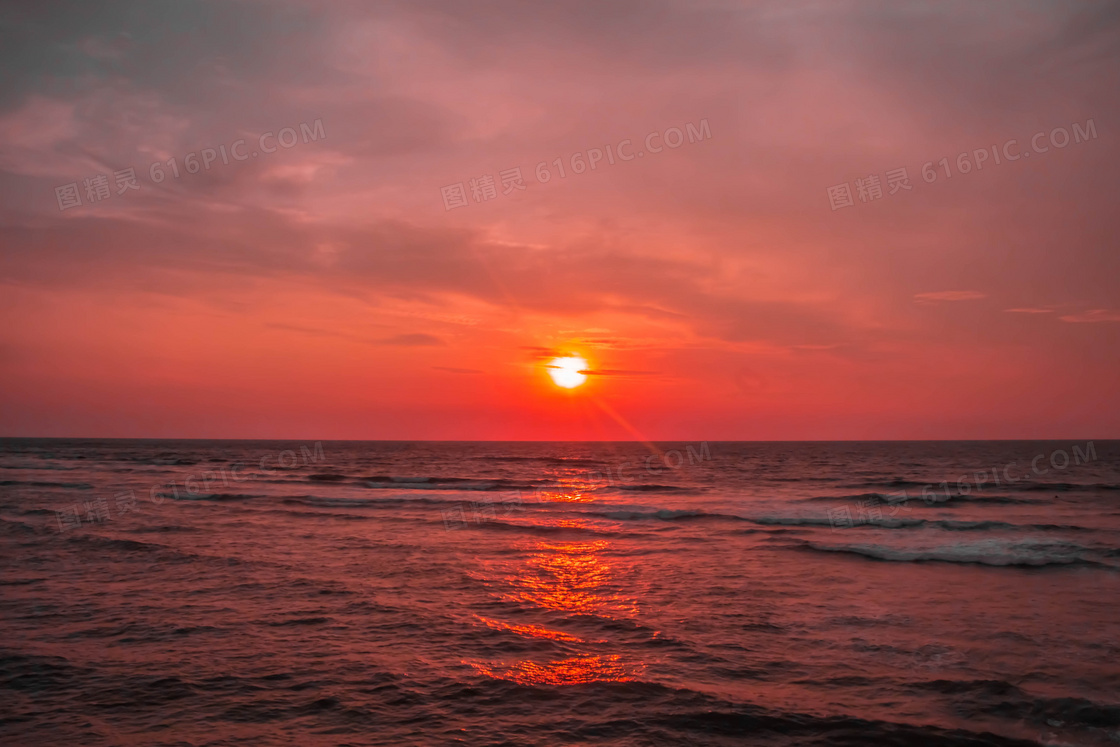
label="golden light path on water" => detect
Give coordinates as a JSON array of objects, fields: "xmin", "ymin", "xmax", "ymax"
[{"xmin": 468, "ymin": 485, "xmax": 648, "ymax": 686}]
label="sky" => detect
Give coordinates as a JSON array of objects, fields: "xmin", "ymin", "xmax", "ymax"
[{"xmin": 0, "ymin": 0, "xmax": 1117, "ymax": 440}]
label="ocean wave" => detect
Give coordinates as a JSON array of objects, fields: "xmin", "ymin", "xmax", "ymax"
[
  {"xmin": 58, "ymin": 533, "xmax": 222, "ymax": 568},
  {"xmin": 271, "ymin": 507, "xmax": 379, "ymax": 522},
  {"xmin": 798, "ymin": 491, "xmax": 1038, "ymax": 506},
  {"xmin": 470, "ymin": 519, "xmax": 628, "ymax": 538},
  {"xmin": 766, "ymin": 516, "xmax": 1092, "ymax": 532},
  {"xmin": 0, "ymin": 463, "xmax": 79, "ymax": 471},
  {"xmin": 265, "ymin": 616, "xmax": 331, "ymax": 627},
  {"xmin": 466, "ymin": 455, "xmax": 608, "ymax": 467},
  {"xmin": 0, "ymin": 516, "xmax": 41, "ymax": 535},
  {"xmin": 948, "ymin": 494, "xmax": 1042, "ymax": 505},
  {"xmin": 915, "ymin": 520, "xmax": 1016, "ymax": 531},
  {"xmin": 1018, "ymin": 481, "xmax": 1120, "ymax": 492},
  {"xmin": 282, "ymin": 472, "xmax": 687, "ymax": 494},
  {"xmin": 156, "ymin": 492, "xmax": 261, "ymax": 502},
  {"xmin": 283, "ymin": 495, "xmax": 489, "ymax": 509},
  {"xmin": 842, "ymin": 479, "xmax": 930, "ymax": 489},
  {"xmin": 0, "ymin": 480, "xmax": 93, "ymax": 489},
  {"xmin": 574, "ymin": 509, "xmax": 1045, "ymax": 531},
  {"xmin": 17, "ymin": 507, "xmax": 57, "ymax": 516},
  {"xmin": 306, "ymin": 473, "xmax": 350, "ymax": 482},
  {"xmin": 571, "ymin": 698, "xmax": 1051, "ymax": 746},
  {"xmin": 296, "ymin": 472, "xmax": 692, "ymax": 494},
  {"xmin": 753, "ymin": 516, "xmax": 853, "ymax": 528},
  {"xmin": 803, "ymin": 538, "xmax": 1109, "ymax": 567},
  {"xmin": 364, "ymin": 476, "xmax": 531, "ymax": 492},
  {"xmin": 749, "ymin": 516, "xmax": 931, "ymax": 529},
  {"xmin": 798, "ymin": 492, "xmax": 890, "ymax": 502},
  {"xmin": 888, "ymin": 493, "xmax": 1039, "ymax": 506},
  {"xmin": 990, "ymin": 694, "xmax": 1120, "ymax": 729},
  {"xmin": 925, "ymin": 681, "xmax": 1120, "ymax": 732},
  {"xmin": 592, "ymin": 508, "xmax": 747, "ymax": 523}
]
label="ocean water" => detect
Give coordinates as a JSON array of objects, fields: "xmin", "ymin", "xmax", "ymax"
[{"xmin": 2, "ymin": 439, "xmax": 1119, "ymax": 746}]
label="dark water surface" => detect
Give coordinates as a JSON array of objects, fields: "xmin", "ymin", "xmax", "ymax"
[{"xmin": 2, "ymin": 439, "xmax": 1119, "ymax": 746}]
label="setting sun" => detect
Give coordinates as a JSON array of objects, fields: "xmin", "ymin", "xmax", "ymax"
[{"xmin": 546, "ymin": 357, "xmax": 588, "ymax": 389}]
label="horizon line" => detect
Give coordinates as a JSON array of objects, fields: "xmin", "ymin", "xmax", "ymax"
[{"xmin": 1, "ymin": 436, "xmax": 1114, "ymax": 443}]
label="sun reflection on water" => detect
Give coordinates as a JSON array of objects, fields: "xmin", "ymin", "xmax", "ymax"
[
  {"xmin": 471, "ymin": 654, "xmax": 640, "ymax": 686},
  {"xmin": 534, "ymin": 486, "xmax": 593, "ymax": 503},
  {"xmin": 505, "ymin": 539, "xmax": 638, "ymax": 618},
  {"xmin": 474, "ymin": 615, "xmax": 591, "ymax": 643},
  {"xmin": 470, "ymin": 522, "xmax": 646, "ymax": 686}
]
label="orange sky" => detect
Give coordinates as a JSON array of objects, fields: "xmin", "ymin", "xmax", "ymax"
[{"xmin": 0, "ymin": 1, "xmax": 1118, "ymax": 439}]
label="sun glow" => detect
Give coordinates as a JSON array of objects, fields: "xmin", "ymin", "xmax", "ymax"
[{"xmin": 546, "ymin": 356, "xmax": 588, "ymax": 388}]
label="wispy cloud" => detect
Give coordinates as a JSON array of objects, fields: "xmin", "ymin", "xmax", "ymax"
[
  {"xmin": 914, "ymin": 291, "xmax": 987, "ymax": 303},
  {"xmin": 580, "ymin": 369, "xmax": 659, "ymax": 377},
  {"xmin": 1004, "ymin": 308, "xmax": 1054, "ymax": 314},
  {"xmin": 1059, "ymin": 310, "xmax": 1120, "ymax": 323}
]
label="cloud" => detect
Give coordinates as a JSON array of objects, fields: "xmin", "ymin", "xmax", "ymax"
[
  {"xmin": 1004, "ymin": 308, "xmax": 1054, "ymax": 314},
  {"xmin": 914, "ymin": 291, "xmax": 987, "ymax": 303},
  {"xmin": 433, "ymin": 366, "xmax": 482, "ymax": 374},
  {"xmin": 579, "ymin": 368, "xmax": 659, "ymax": 376},
  {"xmin": 1058, "ymin": 309, "xmax": 1120, "ymax": 323}
]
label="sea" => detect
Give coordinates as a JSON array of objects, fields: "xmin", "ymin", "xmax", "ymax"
[{"xmin": 1, "ymin": 439, "xmax": 1118, "ymax": 746}]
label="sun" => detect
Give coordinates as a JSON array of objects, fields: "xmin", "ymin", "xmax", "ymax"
[{"xmin": 546, "ymin": 356, "xmax": 588, "ymax": 389}]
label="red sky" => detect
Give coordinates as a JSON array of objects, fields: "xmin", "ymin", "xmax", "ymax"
[{"xmin": 0, "ymin": 0, "xmax": 1118, "ymax": 440}]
